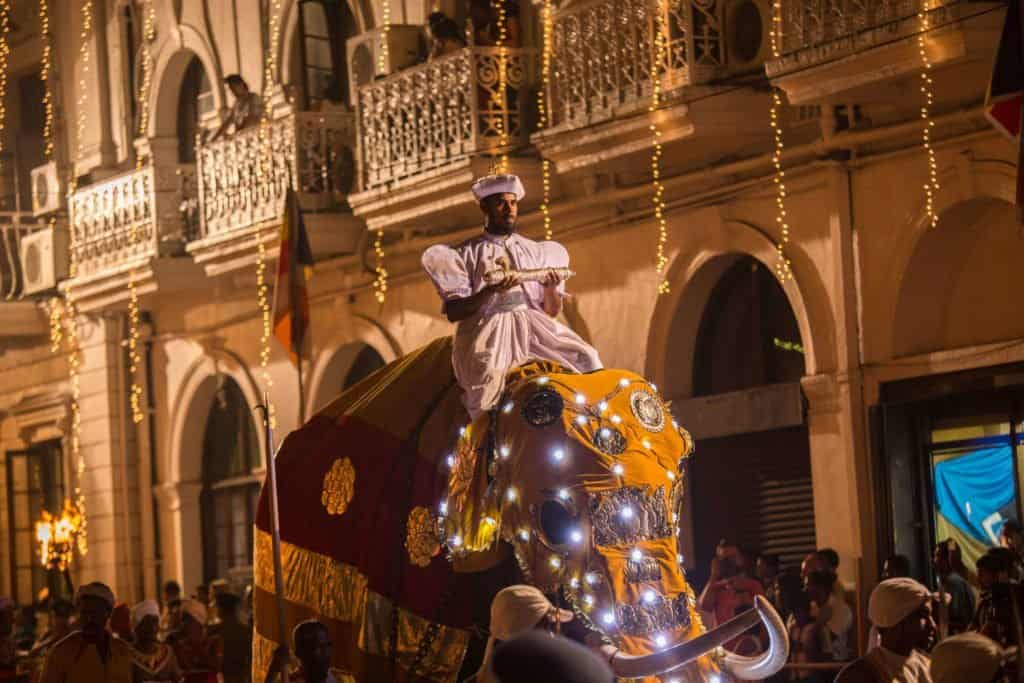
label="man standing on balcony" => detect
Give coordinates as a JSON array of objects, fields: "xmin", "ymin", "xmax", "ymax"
[
  {"xmin": 422, "ymin": 174, "xmax": 602, "ymax": 419},
  {"xmin": 209, "ymin": 75, "xmax": 263, "ymax": 142}
]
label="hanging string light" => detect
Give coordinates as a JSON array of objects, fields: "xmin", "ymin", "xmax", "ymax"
[
  {"xmin": 0, "ymin": 0, "xmax": 10, "ymax": 180},
  {"xmin": 42, "ymin": 0, "xmax": 64, "ymax": 354},
  {"xmin": 371, "ymin": 0, "xmax": 391, "ymax": 304},
  {"xmin": 917, "ymin": 0, "xmax": 939, "ymax": 228},
  {"xmin": 768, "ymin": 0, "xmax": 792, "ymax": 281},
  {"xmin": 650, "ymin": 0, "xmax": 669, "ymax": 295},
  {"xmin": 491, "ymin": 0, "xmax": 509, "ymax": 174},
  {"xmin": 538, "ymin": 0, "xmax": 553, "ymax": 240}
]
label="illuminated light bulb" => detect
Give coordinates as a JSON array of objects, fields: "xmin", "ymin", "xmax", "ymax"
[
  {"xmin": 450, "ymin": 535, "xmax": 463, "ymax": 548},
  {"xmin": 669, "ymin": 679, "xmax": 682, "ymax": 683},
  {"xmin": 612, "ymin": 463, "xmax": 624, "ymax": 476},
  {"xmin": 651, "ymin": 383, "xmax": 658, "ymax": 392},
  {"xmin": 601, "ymin": 611, "xmax": 615, "ymax": 625},
  {"xmin": 585, "ymin": 572, "xmax": 599, "ymax": 586},
  {"xmin": 642, "ymin": 439, "xmax": 652, "ymax": 449},
  {"xmin": 549, "ymin": 556, "xmax": 562, "ymax": 569},
  {"xmin": 600, "ymin": 428, "xmax": 612, "ymax": 439},
  {"xmin": 619, "ymin": 378, "xmax": 630, "ymax": 387},
  {"xmin": 598, "ymin": 401, "xmax": 608, "ymax": 412},
  {"xmin": 570, "ymin": 529, "xmax": 583, "ymax": 544},
  {"xmin": 552, "ymin": 448, "xmax": 565, "ymax": 462},
  {"xmin": 506, "ymin": 488, "xmax": 517, "ymax": 502},
  {"xmin": 439, "ymin": 501, "xmax": 448, "ymax": 515},
  {"xmin": 671, "ymin": 512, "xmax": 678, "ymax": 523},
  {"xmin": 537, "ymin": 376, "xmax": 550, "ymax": 385},
  {"xmin": 575, "ymin": 393, "xmax": 586, "ymax": 405},
  {"xmin": 518, "ymin": 528, "xmax": 530, "ymax": 542},
  {"xmin": 611, "ymin": 414, "xmax": 622, "ymax": 425},
  {"xmin": 446, "ymin": 454, "xmax": 456, "ymax": 468},
  {"xmin": 570, "ymin": 577, "xmax": 580, "ymax": 589},
  {"xmin": 631, "ymin": 548, "xmax": 643, "ymax": 562},
  {"xmin": 459, "ymin": 426, "xmax": 467, "ymax": 437},
  {"xmin": 500, "ymin": 445, "xmax": 510, "ymax": 459},
  {"xmin": 643, "ymin": 590, "xmax": 657, "ymax": 604},
  {"xmin": 557, "ymin": 488, "xmax": 570, "ymax": 501},
  {"xmin": 654, "ymin": 634, "xmax": 668, "ymax": 648},
  {"xmin": 667, "ymin": 470, "xmax": 675, "ymax": 481},
  {"xmin": 709, "ymin": 675, "xmax": 721, "ymax": 683},
  {"xmin": 677, "ymin": 553, "xmax": 684, "ymax": 564},
  {"xmin": 502, "ymin": 401, "xmax": 514, "ymax": 414},
  {"xmin": 576, "ymin": 415, "xmax": 588, "ymax": 426},
  {"xmin": 583, "ymin": 594, "xmax": 595, "ymax": 607},
  {"xmin": 620, "ymin": 506, "xmax": 634, "ymax": 520}
]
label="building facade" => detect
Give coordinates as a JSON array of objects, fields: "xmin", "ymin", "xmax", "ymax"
[{"xmin": 0, "ymin": 0, "xmax": 1017, "ymax": 617}]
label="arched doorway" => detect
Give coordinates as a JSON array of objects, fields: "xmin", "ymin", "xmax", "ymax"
[
  {"xmin": 200, "ymin": 377, "xmax": 262, "ymax": 582},
  {"xmin": 680, "ymin": 256, "xmax": 815, "ymax": 584},
  {"xmin": 176, "ymin": 56, "xmax": 214, "ymax": 163},
  {"xmin": 309, "ymin": 341, "xmax": 387, "ymax": 413}
]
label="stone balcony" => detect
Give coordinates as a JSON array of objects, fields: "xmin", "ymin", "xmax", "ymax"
[
  {"xmin": 767, "ymin": 0, "xmax": 1004, "ymax": 106},
  {"xmin": 188, "ymin": 110, "xmax": 362, "ymax": 277},
  {"xmin": 66, "ymin": 163, "xmax": 201, "ymax": 311},
  {"xmin": 348, "ymin": 46, "xmax": 539, "ymax": 233}
]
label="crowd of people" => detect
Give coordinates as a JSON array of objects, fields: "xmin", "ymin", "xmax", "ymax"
[{"xmin": 0, "ymin": 578, "xmax": 255, "ymax": 683}]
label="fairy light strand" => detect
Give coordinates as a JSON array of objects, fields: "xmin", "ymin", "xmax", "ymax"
[
  {"xmin": 917, "ymin": 0, "xmax": 939, "ymax": 227},
  {"xmin": 539, "ymin": 0, "xmax": 553, "ymax": 240},
  {"xmin": 651, "ymin": 0, "xmax": 669, "ymax": 295},
  {"xmin": 492, "ymin": 0, "xmax": 509, "ymax": 173},
  {"xmin": 768, "ymin": 0, "xmax": 792, "ymax": 281},
  {"xmin": 371, "ymin": 0, "xmax": 391, "ymax": 303},
  {"xmin": 0, "ymin": 0, "xmax": 10, "ymax": 179}
]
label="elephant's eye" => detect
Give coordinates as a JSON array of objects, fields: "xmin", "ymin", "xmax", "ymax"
[{"xmin": 539, "ymin": 499, "xmax": 577, "ymax": 546}]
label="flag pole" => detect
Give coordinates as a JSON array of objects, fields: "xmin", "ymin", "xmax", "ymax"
[
  {"xmin": 257, "ymin": 394, "xmax": 288, "ymax": 647},
  {"xmin": 297, "ymin": 359, "xmax": 306, "ymax": 425}
]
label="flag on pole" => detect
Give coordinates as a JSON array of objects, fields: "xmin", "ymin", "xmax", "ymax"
[
  {"xmin": 273, "ymin": 189, "xmax": 313, "ymax": 366},
  {"xmin": 984, "ymin": 0, "xmax": 1024, "ymax": 220}
]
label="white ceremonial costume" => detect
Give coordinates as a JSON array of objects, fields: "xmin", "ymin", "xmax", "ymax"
[{"xmin": 422, "ymin": 176, "xmax": 602, "ymax": 418}]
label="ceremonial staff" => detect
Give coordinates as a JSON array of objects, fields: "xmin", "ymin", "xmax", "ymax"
[{"xmin": 256, "ymin": 394, "xmax": 288, "ymax": 647}]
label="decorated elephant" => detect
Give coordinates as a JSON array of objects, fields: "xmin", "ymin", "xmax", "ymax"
[{"xmin": 252, "ymin": 336, "xmax": 787, "ymax": 682}]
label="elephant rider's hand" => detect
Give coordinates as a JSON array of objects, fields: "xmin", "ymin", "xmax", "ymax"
[
  {"xmin": 489, "ymin": 272, "xmax": 521, "ymax": 292},
  {"xmin": 542, "ymin": 269, "xmax": 563, "ymax": 289}
]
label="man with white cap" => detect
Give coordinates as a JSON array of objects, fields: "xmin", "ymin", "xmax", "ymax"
[
  {"xmin": 930, "ymin": 632, "xmax": 1008, "ymax": 683},
  {"xmin": 40, "ymin": 582, "xmax": 135, "ymax": 683},
  {"xmin": 422, "ymin": 174, "xmax": 602, "ymax": 418},
  {"xmin": 835, "ymin": 578, "xmax": 938, "ymax": 682},
  {"xmin": 466, "ymin": 584, "xmax": 575, "ymax": 683},
  {"xmin": 131, "ymin": 599, "xmax": 182, "ymax": 682}
]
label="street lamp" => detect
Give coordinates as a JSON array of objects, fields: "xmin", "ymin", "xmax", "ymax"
[{"xmin": 35, "ymin": 499, "xmax": 85, "ymax": 594}]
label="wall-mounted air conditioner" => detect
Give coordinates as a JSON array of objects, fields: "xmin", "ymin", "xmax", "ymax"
[
  {"xmin": 31, "ymin": 161, "xmax": 65, "ymax": 217},
  {"xmin": 20, "ymin": 228, "xmax": 69, "ymax": 295}
]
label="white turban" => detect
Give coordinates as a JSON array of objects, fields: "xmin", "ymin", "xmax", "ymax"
[
  {"xmin": 471, "ymin": 174, "xmax": 525, "ymax": 202},
  {"xmin": 131, "ymin": 599, "xmax": 160, "ymax": 629},
  {"xmin": 75, "ymin": 582, "xmax": 115, "ymax": 608},
  {"xmin": 180, "ymin": 598, "xmax": 208, "ymax": 625},
  {"xmin": 868, "ymin": 577, "xmax": 932, "ymax": 628},
  {"xmin": 490, "ymin": 585, "xmax": 573, "ymax": 640},
  {"xmin": 931, "ymin": 632, "xmax": 1006, "ymax": 683}
]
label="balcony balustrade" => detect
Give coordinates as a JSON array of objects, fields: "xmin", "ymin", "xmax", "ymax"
[
  {"xmin": 355, "ymin": 46, "xmax": 533, "ymax": 190},
  {"xmin": 196, "ymin": 110, "xmax": 356, "ymax": 240},
  {"xmin": 69, "ymin": 164, "xmax": 195, "ymax": 279}
]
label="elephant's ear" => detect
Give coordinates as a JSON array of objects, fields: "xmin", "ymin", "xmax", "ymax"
[{"xmin": 453, "ymin": 541, "xmax": 510, "ymax": 573}]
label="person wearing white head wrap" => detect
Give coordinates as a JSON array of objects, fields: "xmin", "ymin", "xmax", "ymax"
[
  {"xmin": 132, "ymin": 600, "xmax": 161, "ymax": 630},
  {"xmin": 468, "ymin": 585, "xmax": 574, "ymax": 683},
  {"xmin": 836, "ymin": 578, "xmax": 938, "ymax": 683},
  {"xmin": 422, "ymin": 174, "xmax": 602, "ymax": 418},
  {"xmin": 131, "ymin": 600, "xmax": 182, "ymax": 682},
  {"xmin": 930, "ymin": 632, "xmax": 1007, "ymax": 683}
]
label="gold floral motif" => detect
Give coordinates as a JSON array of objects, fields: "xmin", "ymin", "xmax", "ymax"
[
  {"xmin": 321, "ymin": 457, "xmax": 355, "ymax": 516},
  {"xmin": 405, "ymin": 506, "xmax": 440, "ymax": 567}
]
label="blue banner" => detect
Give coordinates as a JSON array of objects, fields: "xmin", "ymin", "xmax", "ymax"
[{"xmin": 934, "ymin": 444, "xmax": 1017, "ymax": 545}]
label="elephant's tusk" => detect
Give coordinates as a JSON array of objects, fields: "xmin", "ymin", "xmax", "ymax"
[{"xmin": 608, "ymin": 596, "xmax": 790, "ymax": 680}]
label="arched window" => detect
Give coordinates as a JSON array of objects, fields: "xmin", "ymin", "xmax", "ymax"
[
  {"xmin": 343, "ymin": 344, "xmax": 385, "ymax": 389},
  {"xmin": 176, "ymin": 57, "xmax": 214, "ymax": 162},
  {"xmin": 692, "ymin": 256, "xmax": 804, "ymax": 396},
  {"xmin": 298, "ymin": 0, "xmax": 358, "ymax": 108},
  {"xmin": 201, "ymin": 377, "xmax": 261, "ymax": 582}
]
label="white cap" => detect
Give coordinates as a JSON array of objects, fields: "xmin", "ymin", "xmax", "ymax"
[
  {"xmin": 131, "ymin": 600, "xmax": 160, "ymax": 629},
  {"xmin": 868, "ymin": 577, "xmax": 932, "ymax": 628},
  {"xmin": 490, "ymin": 585, "xmax": 573, "ymax": 640},
  {"xmin": 931, "ymin": 632, "xmax": 1006, "ymax": 683},
  {"xmin": 471, "ymin": 174, "xmax": 525, "ymax": 202}
]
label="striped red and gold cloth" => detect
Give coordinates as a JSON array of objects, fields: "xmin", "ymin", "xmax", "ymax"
[{"xmin": 253, "ymin": 337, "xmax": 474, "ymax": 682}]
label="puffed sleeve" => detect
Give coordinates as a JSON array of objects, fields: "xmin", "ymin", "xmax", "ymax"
[
  {"xmin": 422, "ymin": 244, "xmax": 473, "ymax": 303},
  {"xmin": 539, "ymin": 241, "xmax": 570, "ymax": 295}
]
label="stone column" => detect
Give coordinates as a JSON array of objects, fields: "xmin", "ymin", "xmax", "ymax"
[{"xmin": 154, "ymin": 480, "xmax": 204, "ymax": 597}]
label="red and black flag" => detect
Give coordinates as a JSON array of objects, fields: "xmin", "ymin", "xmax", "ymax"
[
  {"xmin": 985, "ymin": 0, "xmax": 1024, "ymax": 219},
  {"xmin": 273, "ymin": 188, "xmax": 313, "ymax": 366}
]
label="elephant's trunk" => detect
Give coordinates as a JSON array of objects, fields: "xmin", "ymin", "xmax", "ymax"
[{"xmin": 608, "ymin": 596, "xmax": 789, "ymax": 680}]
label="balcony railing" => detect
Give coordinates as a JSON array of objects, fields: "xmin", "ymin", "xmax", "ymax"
[
  {"xmin": 546, "ymin": 0, "xmax": 701, "ymax": 132},
  {"xmin": 69, "ymin": 164, "xmax": 195, "ymax": 278},
  {"xmin": 196, "ymin": 111, "xmax": 356, "ymax": 239},
  {"xmin": 356, "ymin": 46, "xmax": 533, "ymax": 190},
  {"xmin": 777, "ymin": 0, "xmax": 957, "ymax": 55}
]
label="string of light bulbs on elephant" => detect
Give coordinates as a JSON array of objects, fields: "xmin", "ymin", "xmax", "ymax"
[
  {"xmin": 768, "ymin": 0, "xmax": 793, "ymax": 281},
  {"xmin": 371, "ymin": 0, "xmax": 391, "ymax": 304},
  {"xmin": 917, "ymin": 0, "xmax": 939, "ymax": 228},
  {"xmin": 650, "ymin": 0, "xmax": 670, "ymax": 295}
]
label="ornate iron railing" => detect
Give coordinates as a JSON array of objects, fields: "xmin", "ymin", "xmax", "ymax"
[
  {"xmin": 196, "ymin": 110, "xmax": 356, "ymax": 238},
  {"xmin": 69, "ymin": 164, "xmax": 194, "ymax": 278},
  {"xmin": 356, "ymin": 46, "xmax": 533, "ymax": 190},
  {"xmin": 546, "ymin": 0, "xmax": 707, "ymax": 132},
  {"xmin": 777, "ymin": 0, "xmax": 956, "ymax": 55}
]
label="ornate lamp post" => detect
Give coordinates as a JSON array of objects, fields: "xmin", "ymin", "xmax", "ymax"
[{"xmin": 35, "ymin": 499, "xmax": 85, "ymax": 595}]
